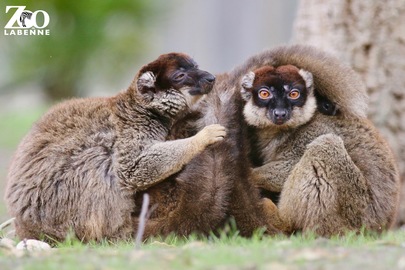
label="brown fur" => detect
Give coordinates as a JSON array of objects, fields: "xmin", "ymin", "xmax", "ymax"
[
  {"xmin": 5, "ymin": 53, "xmax": 226, "ymax": 242},
  {"xmin": 5, "ymin": 52, "xmax": 280, "ymax": 243},
  {"xmin": 133, "ymin": 73, "xmax": 281, "ymax": 238},
  {"xmin": 235, "ymin": 45, "xmax": 400, "ymax": 237}
]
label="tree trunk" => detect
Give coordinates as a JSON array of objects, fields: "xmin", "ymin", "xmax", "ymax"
[{"xmin": 292, "ymin": 0, "xmax": 405, "ymax": 225}]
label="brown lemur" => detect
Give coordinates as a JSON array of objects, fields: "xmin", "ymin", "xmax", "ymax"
[
  {"xmin": 233, "ymin": 45, "xmax": 400, "ymax": 237},
  {"xmin": 132, "ymin": 72, "xmax": 281, "ymax": 239},
  {"xmin": 5, "ymin": 53, "xmax": 227, "ymax": 243}
]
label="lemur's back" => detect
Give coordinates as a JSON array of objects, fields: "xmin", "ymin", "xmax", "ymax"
[{"xmin": 5, "ymin": 97, "xmax": 134, "ymax": 242}]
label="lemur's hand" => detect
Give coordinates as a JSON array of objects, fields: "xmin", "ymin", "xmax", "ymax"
[{"xmin": 194, "ymin": 124, "xmax": 227, "ymax": 148}]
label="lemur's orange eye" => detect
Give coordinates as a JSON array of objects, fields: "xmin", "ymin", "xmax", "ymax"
[
  {"xmin": 258, "ymin": 89, "xmax": 272, "ymax": 100},
  {"xmin": 288, "ymin": 90, "xmax": 300, "ymax": 99}
]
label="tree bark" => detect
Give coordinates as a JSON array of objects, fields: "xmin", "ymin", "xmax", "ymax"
[{"xmin": 292, "ymin": 0, "xmax": 405, "ymax": 225}]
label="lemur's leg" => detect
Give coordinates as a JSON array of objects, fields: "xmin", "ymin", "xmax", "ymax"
[{"xmin": 277, "ymin": 134, "xmax": 368, "ymax": 236}]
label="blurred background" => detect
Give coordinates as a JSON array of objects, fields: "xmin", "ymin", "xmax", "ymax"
[
  {"xmin": 0, "ymin": 0, "xmax": 298, "ymax": 221},
  {"xmin": 1, "ymin": 0, "xmax": 404, "ymax": 227}
]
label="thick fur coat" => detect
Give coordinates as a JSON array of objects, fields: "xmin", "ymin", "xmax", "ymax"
[
  {"xmin": 133, "ymin": 73, "xmax": 280, "ymax": 238},
  {"xmin": 232, "ymin": 45, "xmax": 400, "ymax": 236},
  {"xmin": 5, "ymin": 54, "xmax": 279, "ymax": 243},
  {"xmin": 5, "ymin": 53, "xmax": 230, "ymax": 242}
]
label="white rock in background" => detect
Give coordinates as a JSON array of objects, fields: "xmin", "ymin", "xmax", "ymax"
[{"xmin": 16, "ymin": 239, "xmax": 51, "ymax": 251}]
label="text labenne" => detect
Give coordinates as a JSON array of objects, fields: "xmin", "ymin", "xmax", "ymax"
[{"xmin": 4, "ymin": 29, "xmax": 50, "ymax": 35}]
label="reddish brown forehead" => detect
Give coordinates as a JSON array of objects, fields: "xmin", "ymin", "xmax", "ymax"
[
  {"xmin": 252, "ymin": 66, "xmax": 277, "ymax": 85},
  {"xmin": 275, "ymin": 65, "xmax": 302, "ymax": 83},
  {"xmin": 252, "ymin": 65, "xmax": 303, "ymax": 86},
  {"xmin": 158, "ymin": 53, "xmax": 197, "ymax": 68},
  {"xmin": 138, "ymin": 52, "xmax": 197, "ymax": 79}
]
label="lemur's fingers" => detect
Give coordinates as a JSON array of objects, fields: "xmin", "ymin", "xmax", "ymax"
[{"xmin": 195, "ymin": 124, "xmax": 227, "ymax": 145}]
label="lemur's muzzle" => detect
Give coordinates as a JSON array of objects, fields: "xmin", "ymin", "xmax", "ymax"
[{"xmin": 188, "ymin": 70, "xmax": 215, "ymax": 95}]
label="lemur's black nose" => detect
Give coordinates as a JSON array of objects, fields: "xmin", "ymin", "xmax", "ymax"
[
  {"xmin": 273, "ymin": 109, "xmax": 288, "ymax": 119},
  {"xmin": 204, "ymin": 74, "xmax": 216, "ymax": 83}
]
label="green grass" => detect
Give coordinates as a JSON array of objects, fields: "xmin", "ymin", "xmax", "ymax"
[{"xmin": 1, "ymin": 229, "xmax": 405, "ymax": 270}]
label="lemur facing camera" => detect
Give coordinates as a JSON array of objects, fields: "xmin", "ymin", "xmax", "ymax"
[
  {"xmin": 234, "ymin": 45, "xmax": 400, "ymax": 237},
  {"xmin": 5, "ymin": 53, "xmax": 226, "ymax": 243}
]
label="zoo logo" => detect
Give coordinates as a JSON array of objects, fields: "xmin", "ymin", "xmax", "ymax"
[{"xmin": 4, "ymin": 6, "xmax": 50, "ymax": 36}]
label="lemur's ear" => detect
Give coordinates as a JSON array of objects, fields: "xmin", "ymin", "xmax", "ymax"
[
  {"xmin": 298, "ymin": 69, "xmax": 314, "ymax": 91},
  {"xmin": 240, "ymin": 71, "xmax": 255, "ymax": 101},
  {"xmin": 137, "ymin": 71, "xmax": 156, "ymax": 93},
  {"xmin": 135, "ymin": 59, "xmax": 162, "ymax": 96}
]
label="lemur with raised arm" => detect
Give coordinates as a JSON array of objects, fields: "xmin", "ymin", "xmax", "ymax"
[{"xmin": 5, "ymin": 53, "xmax": 227, "ymax": 243}]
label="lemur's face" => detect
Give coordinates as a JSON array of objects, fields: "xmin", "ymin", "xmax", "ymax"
[
  {"xmin": 136, "ymin": 53, "xmax": 215, "ymax": 108},
  {"xmin": 241, "ymin": 65, "xmax": 316, "ymax": 129},
  {"xmin": 162, "ymin": 53, "xmax": 215, "ymax": 96}
]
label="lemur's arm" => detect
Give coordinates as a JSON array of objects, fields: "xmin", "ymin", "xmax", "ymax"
[
  {"xmin": 251, "ymin": 160, "xmax": 297, "ymax": 192},
  {"xmin": 117, "ymin": 124, "xmax": 226, "ymax": 191}
]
